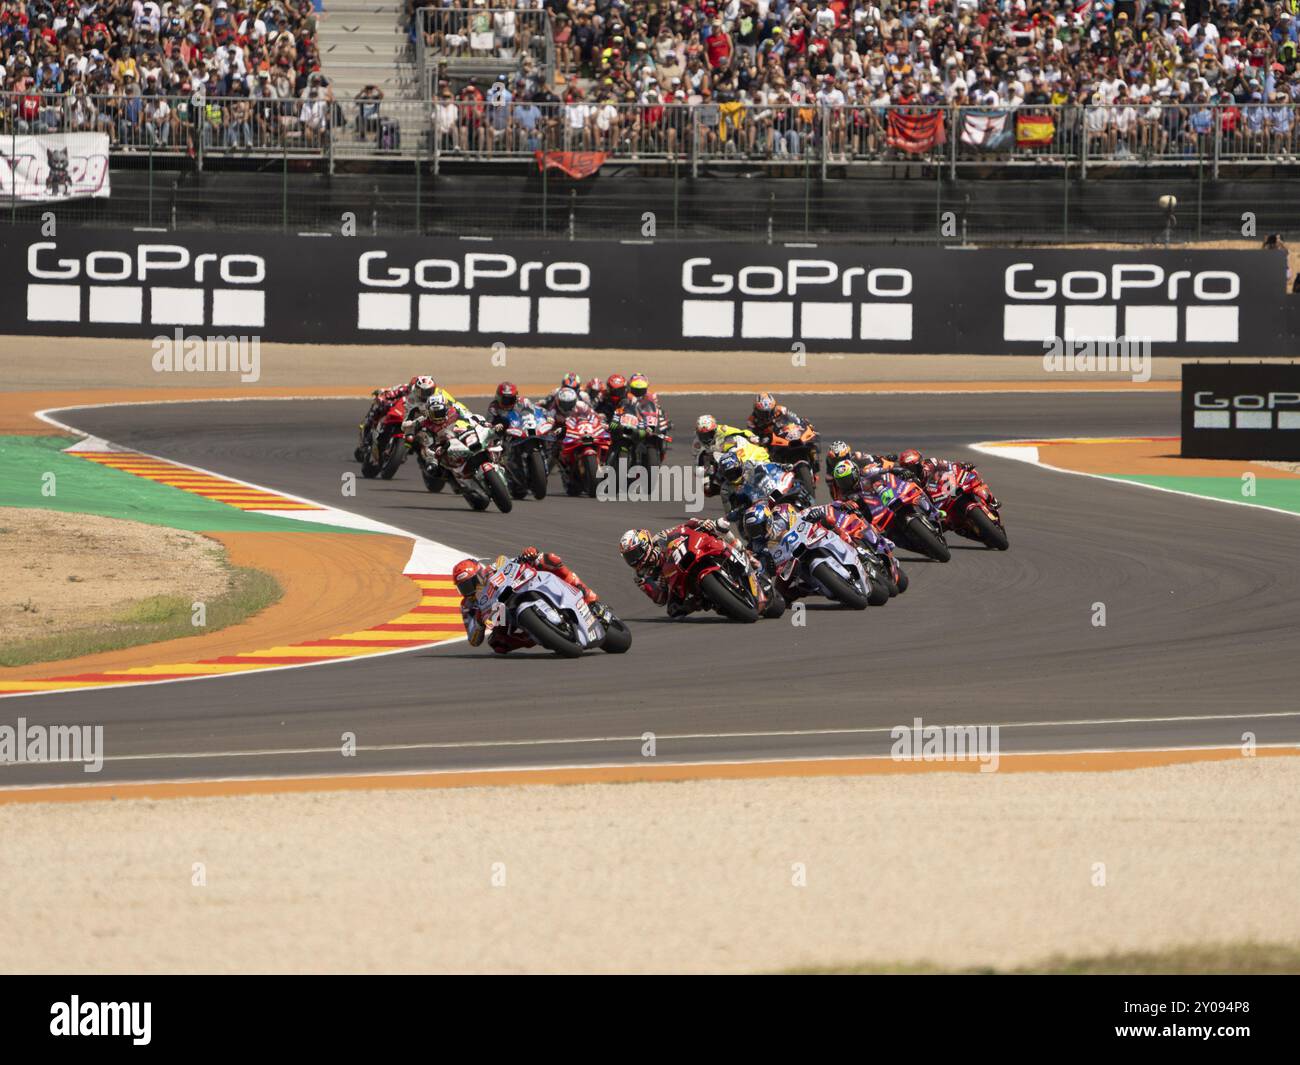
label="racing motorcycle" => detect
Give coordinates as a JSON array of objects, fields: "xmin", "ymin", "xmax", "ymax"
[
  {"xmin": 658, "ymin": 526, "xmax": 784, "ymax": 623},
  {"xmin": 361, "ymin": 396, "xmax": 408, "ymax": 480},
  {"xmin": 765, "ymin": 416, "xmax": 820, "ymax": 493},
  {"xmin": 766, "ymin": 511, "xmax": 880, "ymax": 610},
  {"xmin": 425, "ymin": 418, "xmax": 514, "ymax": 513},
  {"xmin": 474, "ymin": 557, "xmax": 631, "ymax": 658},
  {"xmin": 826, "ymin": 502, "xmax": 908, "ymax": 599},
  {"xmin": 498, "ymin": 405, "xmax": 551, "ymax": 500},
  {"xmin": 925, "ymin": 465, "xmax": 1008, "ymax": 551},
  {"xmin": 725, "ymin": 460, "xmax": 814, "ymax": 515},
  {"xmin": 558, "ymin": 412, "xmax": 612, "ymax": 497},
  {"xmin": 608, "ymin": 398, "xmax": 671, "ymax": 476},
  {"xmin": 859, "ymin": 469, "xmax": 950, "ymax": 563}
]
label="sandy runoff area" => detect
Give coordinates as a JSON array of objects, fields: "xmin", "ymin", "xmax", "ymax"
[{"xmin": 1, "ymin": 757, "xmax": 1296, "ymax": 974}]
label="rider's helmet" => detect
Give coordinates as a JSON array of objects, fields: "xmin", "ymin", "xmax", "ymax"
[
  {"xmin": 826, "ymin": 439, "xmax": 851, "ymax": 473},
  {"xmin": 832, "ymin": 459, "xmax": 860, "ymax": 494},
  {"xmin": 619, "ymin": 528, "xmax": 657, "ymax": 569},
  {"xmin": 606, "ymin": 374, "xmax": 628, "ymax": 403},
  {"xmin": 410, "ymin": 375, "xmax": 437, "ymax": 406},
  {"xmin": 554, "ymin": 387, "xmax": 579, "ymax": 418},
  {"xmin": 585, "ymin": 377, "xmax": 603, "ymax": 399},
  {"xmin": 495, "ymin": 381, "xmax": 519, "ymax": 409},
  {"xmin": 424, "ymin": 397, "xmax": 453, "ymax": 428},
  {"xmin": 752, "ymin": 392, "xmax": 778, "ymax": 427},
  {"xmin": 628, "ymin": 373, "xmax": 650, "ymax": 399},
  {"xmin": 717, "ymin": 452, "xmax": 745, "ymax": 485},
  {"xmin": 742, "ymin": 501, "xmax": 771, "ymax": 544},
  {"xmin": 452, "ymin": 558, "xmax": 488, "ymax": 598},
  {"xmin": 695, "ymin": 414, "xmax": 718, "ymax": 448},
  {"xmin": 561, "ymin": 371, "xmax": 582, "ymax": 390},
  {"xmin": 898, "ymin": 448, "xmax": 925, "ymax": 477}
]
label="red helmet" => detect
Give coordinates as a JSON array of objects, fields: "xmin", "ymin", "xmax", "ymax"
[
  {"xmin": 606, "ymin": 373, "xmax": 628, "ymax": 399},
  {"xmin": 495, "ymin": 381, "xmax": 518, "ymax": 409},
  {"xmin": 898, "ymin": 448, "xmax": 924, "ymax": 472},
  {"xmin": 752, "ymin": 392, "xmax": 778, "ymax": 425},
  {"xmin": 452, "ymin": 558, "xmax": 488, "ymax": 598}
]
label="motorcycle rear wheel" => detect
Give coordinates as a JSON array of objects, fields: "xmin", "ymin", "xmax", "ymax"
[
  {"xmin": 698, "ymin": 571, "xmax": 760, "ymax": 623},
  {"xmin": 969, "ymin": 507, "xmax": 1009, "ymax": 550},
  {"xmin": 905, "ymin": 515, "xmax": 951, "ymax": 563},
  {"xmin": 516, "ymin": 607, "xmax": 584, "ymax": 658},
  {"xmin": 600, "ymin": 617, "xmax": 633, "ymax": 653}
]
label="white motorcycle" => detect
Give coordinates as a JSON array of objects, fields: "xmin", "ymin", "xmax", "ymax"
[
  {"xmin": 412, "ymin": 417, "xmax": 514, "ymax": 513},
  {"xmin": 476, "ymin": 559, "xmax": 632, "ymax": 658},
  {"xmin": 769, "ymin": 515, "xmax": 877, "ymax": 610}
]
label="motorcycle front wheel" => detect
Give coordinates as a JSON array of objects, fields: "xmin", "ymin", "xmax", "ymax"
[
  {"xmin": 516, "ymin": 607, "xmax": 584, "ymax": 658},
  {"xmin": 698, "ymin": 571, "xmax": 760, "ymax": 623},
  {"xmin": 484, "ymin": 467, "xmax": 514, "ymax": 513},
  {"xmin": 904, "ymin": 515, "xmax": 951, "ymax": 563},
  {"xmin": 527, "ymin": 450, "xmax": 548, "ymax": 499},
  {"xmin": 968, "ymin": 507, "xmax": 1009, "ymax": 550}
]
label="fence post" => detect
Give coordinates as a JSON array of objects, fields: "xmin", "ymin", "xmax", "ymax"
[
  {"xmin": 148, "ymin": 135, "xmax": 154, "ymax": 227},
  {"xmin": 282, "ymin": 134, "xmax": 288, "ymax": 233},
  {"xmin": 950, "ymin": 104, "xmax": 958, "ymax": 181},
  {"xmin": 691, "ymin": 108, "xmax": 699, "ymax": 179},
  {"xmin": 568, "ymin": 187, "xmax": 575, "ymax": 241},
  {"xmin": 415, "ymin": 133, "xmax": 422, "ymax": 236},
  {"xmin": 1212, "ymin": 106, "xmax": 1221, "ymax": 181},
  {"xmin": 820, "ymin": 105, "xmax": 828, "ymax": 181}
]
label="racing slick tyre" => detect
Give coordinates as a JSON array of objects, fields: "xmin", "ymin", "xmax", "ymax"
[
  {"xmin": 464, "ymin": 486, "xmax": 491, "ymax": 512},
  {"xmin": 420, "ymin": 462, "xmax": 445, "ymax": 493},
  {"xmin": 360, "ymin": 455, "xmax": 381, "ymax": 479},
  {"xmin": 698, "ymin": 571, "xmax": 760, "ymax": 623},
  {"xmin": 866, "ymin": 569, "xmax": 891, "ymax": 606},
  {"xmin": 794, "ymin": 461, "xmax": 816, "ymax": 498},
  {"xmin": 485, "ymin": 468, "xmax": 514, "ymax": 513},
  {"xmin": 379, "ymin": 437, "xmax": 405, "ymax": 480},
  {"xmin": 581, "ymin": 453, "xmax": 600, "ymax": 497},
  {"xmin": 969, "ymin": 508, "xmax": 1009, "ymax": 550},
  {"xmin": 600, "ymin": 617, "xmax": 633, "ymax": 654},
  {"xmin": 516, "ymin": 606, "xmax": 584, "ymax": 658},
  {"xmin": 906, "ymin": 516, "xmax": 951, "ymax": 563},
  {"xmin": 893, "ymin": 566, "xmax": 909, "ymax": 595},
  {"xmin": 815, "ymin": 566, "xmax": 870, "ymax": 610},
  {"xmin": 528, "ymin": 451, "xmax": 549, "ymax": 500},
  {"xmin": 762, "ymin": 589, "xmax": 787, "ymax": 620}
]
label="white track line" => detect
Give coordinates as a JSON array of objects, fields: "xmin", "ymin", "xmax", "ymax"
[
  {"xmin": 0, "ymin": 403, "xmax": 472, "ymax": 701},
  {"xmin": 2, "ymin": 744, "xmax": 1296, "ymax": 792},
  {"xmin": 972, "ymin": 438, "xmax": 1300, "ymax": 522},
  {"xmin": 4, "ymin": 709, "xmax": 1297, "ymax": 769}
]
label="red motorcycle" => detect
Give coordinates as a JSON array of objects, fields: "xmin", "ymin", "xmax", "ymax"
[
  {"xmin": 925, "ymin": 466, "xmax": 1009, "ymax": 550},
  {"xmin": 658, "ymin": 526, "xmax": 783, "ymax": 623},
  {"xmin": 558, "ymin": 413, "xmax": 611, "ymax": 497},
  {"xmin": 361, "ymin": 396, "xmax": 408, "ymax": 480}
]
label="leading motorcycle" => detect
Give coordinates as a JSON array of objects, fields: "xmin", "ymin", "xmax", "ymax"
[{"xmin": 475, "ymin": 558, "xmax": 631, "ymax": 658}]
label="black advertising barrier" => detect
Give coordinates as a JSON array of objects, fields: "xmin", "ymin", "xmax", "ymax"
[
  {"xmin": 1182, "ymin": 362, "xmax": 1300, "ymax": 460},
  {"xmin": 0, "ymin": 226, "xmax": 1292, "ymax": 355}
]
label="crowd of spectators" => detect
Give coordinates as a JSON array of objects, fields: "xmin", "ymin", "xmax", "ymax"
[
  {"xmin": 419, "ymin": 0, "xmax": 1300, "ymax": 161},
  {"xmin": 0, "ymin": 0, "xmax": 338, "ymax": 151}
]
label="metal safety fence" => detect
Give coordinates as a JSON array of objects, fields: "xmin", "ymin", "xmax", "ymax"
[{"xmin": 6, "ymin": 94, "xmax": 1298, "ymax": 175}]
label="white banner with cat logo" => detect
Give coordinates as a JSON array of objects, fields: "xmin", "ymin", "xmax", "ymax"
[{"xmin": 0, "ymin": 132, "xmax": 111, "ymax": 202}]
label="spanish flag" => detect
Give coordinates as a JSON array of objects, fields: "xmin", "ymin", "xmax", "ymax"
[{"xmin": 1015, "ymin": 113, "xmax": 1056, "ymax": 147}]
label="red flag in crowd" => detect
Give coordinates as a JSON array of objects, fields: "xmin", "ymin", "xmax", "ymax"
[
  {"xmin": 534, "ymin": 151, "xmax": 607, "ymax": 179},
  {"xmin": 886, "ymin": 111, "xmax": 946, "ymax": 154}
]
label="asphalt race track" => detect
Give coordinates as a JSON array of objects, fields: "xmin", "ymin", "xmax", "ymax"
[{"xmin": 7, "ymin": 392, "xmax": 1299, "ymax": 786}]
